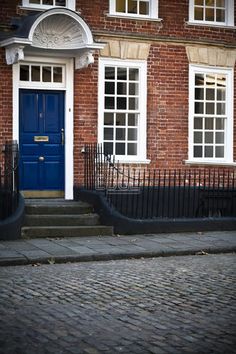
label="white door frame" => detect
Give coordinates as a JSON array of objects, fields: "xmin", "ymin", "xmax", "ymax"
[{"xmin": 12, "ymin": 56, "xmax": 74, "ymax": 200}]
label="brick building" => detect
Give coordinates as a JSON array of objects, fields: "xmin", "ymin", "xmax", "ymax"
[{"xmin": 0, "ymin": 0, "xmax": 235, "ymax": 200}]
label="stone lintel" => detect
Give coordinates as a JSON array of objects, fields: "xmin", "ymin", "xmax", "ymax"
[
  {"xmin": 186, "ymin": 45, "xmax": 236, "ymax": 67},
  {"xmin": 100, "ymin": 39, "xmax": 150, "ymax": 60}
]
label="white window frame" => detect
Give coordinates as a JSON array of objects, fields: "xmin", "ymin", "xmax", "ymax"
[
  {"xmin": 109, "ymin": 0, "xmax": 159, "ymax": 20},
  {"xmin": 19, "ymin": 63, "xmax": 65, "ymax": 88},
  {"xmin": 189, "ymin": 0, "xmax": 235, "ymax": 27},
  {"xmin": 21, "ymin": 0, "xmax": 75, "ymax": 11},
  {"xmin": 188, "ymin": 65, "xmax": 234, "ymax": 165},
  {"xmin": 98, "ymin": 58, "xmax": 149, "ymax": 163}
]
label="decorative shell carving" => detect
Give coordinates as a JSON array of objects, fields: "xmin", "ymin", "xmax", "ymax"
[{"xmin": 32, "ymin": 14, "xmax": 85, "ymax": 49}]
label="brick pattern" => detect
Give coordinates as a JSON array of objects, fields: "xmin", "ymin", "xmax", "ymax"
[
  {"xmin": 0, "ymin": 0, "xmax": 235, "ymax": 187},
  {"xmin": 0, "ymin": 48, "xmax": 12, "ymax": 147}
]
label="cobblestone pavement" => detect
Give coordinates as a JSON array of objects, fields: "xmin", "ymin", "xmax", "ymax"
[{"xmin": 0, "ymin": 254, "xmax": 235, "ymax": 354}]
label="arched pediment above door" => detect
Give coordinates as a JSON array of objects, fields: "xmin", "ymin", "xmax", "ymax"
[{"xmin": 0, "ymin": 8, "xmax": 104, "ymax": 69}]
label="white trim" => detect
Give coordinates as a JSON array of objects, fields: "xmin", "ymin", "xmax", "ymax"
[
  {"xmin": 13, "ymin": 56, "xmax": 74, "ymax": 200},
  {"xmin": 185, "ymin": 160, "xmax": 236, "ymax": 166},
  {"xmin": 188, "ymin": 64, "xmax": 234, "ymax": 164},
  {"xmin": 98, "ymin": 57, "xmax": 147, "ymax": 162},
  {"xmin": 189, "ymin": 0, "xmax": 235, "ymax": 27},
  {"xmin": 21, "ymin": 0, "xmax": 76, "ymax": 11},
  {"xmin": 109, "ymin": 0, "xmax": 159, "ymax": 20}
]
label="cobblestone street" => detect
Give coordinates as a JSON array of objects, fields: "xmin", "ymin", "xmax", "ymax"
[{"xmin": 0, "ymin": 254, "xmax": 235, "ymax": 354}]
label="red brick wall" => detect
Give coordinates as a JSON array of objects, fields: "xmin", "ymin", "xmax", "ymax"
[
  {"xmin": 0, "ymin": 48, "xmax": 12, "ymax": 146},
  {"xmin": 0, "ymin": 0, "xmax": 235, "ymax": 187},
  {"xmin": 78, "ymin": 0, "xmax": 236, "ymax": 45},
  {"xmin": 147, "ymin": 44, "xmax": 189, "ymax": 169}
]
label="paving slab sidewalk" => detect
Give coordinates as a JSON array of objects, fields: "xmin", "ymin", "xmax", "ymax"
[{"xmin": 0, "ymin": 230, "xmax": 235, "ymax": 266}]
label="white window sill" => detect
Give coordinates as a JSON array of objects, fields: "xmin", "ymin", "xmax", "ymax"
[
  {"xmin": 185, "ymin": 160, "xmax": 236, "ymax": 167},
  {"xmin": 115, "ymin": 158, "xmax": 151, "ymax": 164},
  {"xmin": 19, "ymin": 6, "xmax": 77, "ymax": 12},
  {"xmin": 186, "ymin": 21, "xmax": 236, "ymax": 30},
  {"xmin": 107, "ymin": 14, "xmax": 162, "ymax": 22}
]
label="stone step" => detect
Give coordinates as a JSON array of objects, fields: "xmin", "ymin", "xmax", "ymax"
[
  {"xmin": 24, "ymin": 214, "xmax": 100, "ymax": 227},
  {"xmin": 25, "ymin": 200, "xmax": 93, "ymax": 215},
  {"xmin": 21, "ymin": 226, "xmax": 114, "ymax": 239}
]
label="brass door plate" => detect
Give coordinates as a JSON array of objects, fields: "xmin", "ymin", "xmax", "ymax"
[{"xmin": 34, "ymin": 136, "xmax": 49, "ymax": 142}]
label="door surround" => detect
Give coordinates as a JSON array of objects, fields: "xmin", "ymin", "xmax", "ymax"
[{"xmin": 13, "ymin": 56, "xmax": 74, "ymax": 199}]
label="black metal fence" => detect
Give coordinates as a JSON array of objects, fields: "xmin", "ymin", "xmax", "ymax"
[
  {"xmin": 0, "ymin": 141, "xmax": 19, "ymax": 220},
  {"xmin": 83, "ymin": 144, "xmax": 236, "ymax": 219}
]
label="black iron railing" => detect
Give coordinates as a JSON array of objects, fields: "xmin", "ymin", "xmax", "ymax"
[
  {"xmin": 0, "ymin": 141, "xmax": 19, "ymax": 220},
  {"xmin": 83, "ymin": 144, "xmax": 236, "ymax": 219}
]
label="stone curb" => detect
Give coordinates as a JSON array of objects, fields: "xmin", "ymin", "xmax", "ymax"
[{"xmin": 0, "ymin": 246, "xmax": 235, "ymax": 267}]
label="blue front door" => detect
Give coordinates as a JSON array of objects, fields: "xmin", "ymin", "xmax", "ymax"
[{"xmin": 19, "ymin": 90, "xmax": 65, "ymax": 191}]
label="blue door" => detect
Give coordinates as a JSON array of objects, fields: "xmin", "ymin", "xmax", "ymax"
[{"xmin": 19, "ymin": 90, "xmax": 65, "ymax": 191}]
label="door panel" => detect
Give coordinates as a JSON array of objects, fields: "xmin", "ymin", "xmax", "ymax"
[{"xmin": 19, "ymin": 90, "xmax": 65, "ymax": 191}]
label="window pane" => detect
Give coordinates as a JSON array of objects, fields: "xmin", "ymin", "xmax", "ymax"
[
  {"xmin": 128, "ymin": 128, "xmax": 137, "ymax": 141},
  {"xmin": 43, "ymin": 0, "xmax": 53, "ymax": 4},
  {"xmin": 140, "ymin": 1, "xmax": 149, "ymax": 15},
  {"xmin": 215, "ymin": 118, "xmax": 224, "ymax": 130},
  {"xmin": 204, "ymin": 146, "xmax": 213, "ymax": 158},
  {"xmin": 31, "ymin": 66, "xmax": 40, "ymax": 81},
  {"xmin": 205, "ymin": 0, "xmax": 214, "ymax": 5},
  {"xmin": 195, "ymin": 0, "xmax": 203, "ymax": 4},
  {"xmin": 129, "ymin": 68, "xmax": 139, "ymax": 81},
  {"xmin": 55, "ymin": 0, "xmax": 66, "ymax": 5},
  {"xmin": 116, "ymin": 0, "xmax": 126, "ymax": 12},
  {"xmin": 205, "ymin": 118, "xmax": 213, "ymax": 130},
  {"xmin": 205, "ymin": 8, "xmax": 214, "ymax": 21},
  {"xmin": 105, "ymin": 97, "xmax": 115, "ymax": 109},
  {"xmin": 117, "ymin": 67, "xmax": 127, "ymax": 80},
  {"xmin": 216, "ymin": 0, "xmax": 225, "ymax": 7},
  {"xmin": 42, "ymin": 66, "xmax": 51, "ymax": 82},
  {"xmin": 104, "ymin": 128, "xmax": 113, "ymax": 140},
  {"xmin": 217, "ymin": 103, "xmax": 225, "ymax": 115},
  {"xmin": 53, "ymin": 67, "xmax": 62, "ymax": 82},
  {"xmin": 129, "ymin": 98, "xmax": 139, "ymax": 110},
  {"xmin": 205, "ymin": 132, "xmax": 213, "ymax": 143},
  {"xmin": 117, "ymin": 82, "xmax": 127, "ymax": 95},
  {"xmin": 195, "ymin": 88, "xmax": 204, "ymax": 100},
  {"xmin": 128, "ymin": 114, "xmax": 138, "ymax": 126},
  {"xmin": 194, "ymin": 146, "xmax": 202, "ymax": 157},
  {"xmin": 117, "ymin": 97, "xmax": 127, "ymax": 110},
  {"xmin": 217, "ymin": 89, "xmax": 225, "ymax": 101},
  {"xmin": 215, "ymin": 146, "xmax": 224, "ymax": 158},
  {"xmin": 29, "ymin": 0, "xmax": 40, "ymax": 3},
  {"xmin": 104, "ymin": 113, "xmax": 114, "ymax": 125},
  {"xmin": 128, "ymin": 143, "xmax": 137, "ymax": 155},
  {"xmin": 104, "ymin": 142, "xmax": 113, "ymax": 155},
  {"xmin": 105, "ymin": 67, "xmax": 115, "ymax": 80},
  {"xmin": 206, "ymin": 74, "xmax": 215, "ymax": 86},
  {"xmin": 217, "ymin": 75, "xmax": 226, "ymax": 87},
  {"xmin": 194, "ymin": 132, "xmax": 202, "ymax": 143},
  {"xmin": 116, "ymin": 143, "xmax": 125, "ymax": 155},
  {"xmin": 128, "ymin": 0, "xmax": 137, "ymax": 14},
  {"xmin": 105, "ymin": 82, "xmax": 115, "ymax": 94},
  {"xmin": 216, "ymin": 9, "xmax": 225, "ymax": 22},
  {"xmin": 116, "ymin": 128, "xmax": 125, "ymax": 140},
  {"xmin": 129, "ymin": 83, "xmax": 139, "ymax": 95},
  {"xmin": 194, "ymin": 117, "xmax": 203, "ymax": 129},
  {"xmin": 206, "ymin": 89, "xmax": 215, "ymax": 100},
  {"xmin": 195, "ymin": 102, "xmax": 204, "ymax": 114},
  {"xmin": 195, "ymin": 74, "xmax": 204, "ymax": 86},
  {"xmin": 116, "ymin": 114, "xmax": 126, "ymax": 126},
  {"xmin": 20, "ymin": 65, "xmax": 29, "ymax": 81},
  {"xmin": 194, "ymin": 7, "xmax": 203, "ymax": 20},
  {"xmin": 206, "ymin": 102, "xmax": 214, "ymax": 114},
  {"xmin": 215, "ymin": 132, "xmax": 224, "ymax": 144}
]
